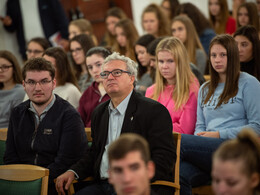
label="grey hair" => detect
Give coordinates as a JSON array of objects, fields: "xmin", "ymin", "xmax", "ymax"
[{"xmin": 102, "ymin": 52, "xmax": 138, "ymax": 83}]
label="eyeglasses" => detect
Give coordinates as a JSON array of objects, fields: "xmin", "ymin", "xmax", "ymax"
[
  {"xmin": 0, "ymin": 65, "xmax": 13, "ymax": 72},
  {"xmin": 70, "ymin": 48, "xmax": 83, "ymax": 54},
  {"xmin": 26, "ymin": 50, "xmax": 44, "ymax": 54},
  {"xmin": 24, "ymin": 79, "xmax": 53, "ymax": 87},
  {"xmin": 100, "ymin": 69, "xmax": 131, "ymax": 79}
]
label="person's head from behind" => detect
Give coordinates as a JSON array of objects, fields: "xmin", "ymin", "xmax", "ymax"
[
  {"xmin": 105, "ymin": 7, "xmax": 128, "ymax": 36},
  {"xmin": 0, "ymin": 50, "xmax": 22, "ymax": 89},
  {"xmin": 69, "ymin": 19, "xmax": 94, "ymax": 40},
  {"xmin": 135, "ymin": 34, "xmax": 155, "ymax": 68},
  {"xmin": 212, "ymin": 128, "xmax": 260, "ymax": 195},
  {"xmin": 22, "ymin": 58, "xmax": 56, "ymax": 106},
  {"xmin": 115, "ymin": 18, "xmax": 139, "ymax": 48},
  {"xmin": 100, "ymin": 52, "xmax": 137, "ymax": 98},
  {"xmin": 234, "ymin": 25, "xmax": 259, "ymax": 63},
  {"xmin": 27, "ymin": 37, "xmax": 50, "ymax": 60},
  {"xmin": 142, "ymin": 3, "xmax": 170, "ymax": 37},
  {"xmin": 86, "ymin": 47, "xmax": 112, "ymax": 83},
  {"xmin": 237, "ymin": 3, "xmax": 259, "ymax": 31},
  {"xmin": 108, "ymin": 133, "xmax": 155, "ymax": 195},
  {"xmin": 43, "ymin": 47, "xmax": 78, "ymax": 87}
]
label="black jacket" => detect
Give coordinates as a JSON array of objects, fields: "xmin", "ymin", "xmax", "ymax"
[
  {"xmin": 71, "ymin": 90, "xmax": 176, "ymax": 182},
  {"xmin": 4, "ymin": 95, "xmax": 87, "ymax": 181}
]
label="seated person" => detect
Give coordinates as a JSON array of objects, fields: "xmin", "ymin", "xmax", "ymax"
[
  {"xmin": 146, "ymin": 37, "xmax": 199, "ymax": 134},
  {"xmin": 212, "ymin": 128, "xmax": 260, "ymax": 195},
  {"xmin": 78, "ymin": 47, "xmax": 111, "ymax": 127},
  {"xmin": 4, "ymin": 58, "xmax": 88, "ymax": 194},
  {"xmin": 108, "ymin": 133, "xmax": 156, "ymax": 195},
  {"xmin": 180, "ymin": 34, "xmax": 260, "ymax": 195},
  {"xmin": 0, "ymin": 50, "xmax": 25, "ymax": 128},
  {"xmin": 56, "ymin": 52, "xmax": 176, "ymax": 195}
]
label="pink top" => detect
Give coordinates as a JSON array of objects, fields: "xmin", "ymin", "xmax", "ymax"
[{"xmin": 145, "ymin": 81, "xmax": 199, "ymax": 134}]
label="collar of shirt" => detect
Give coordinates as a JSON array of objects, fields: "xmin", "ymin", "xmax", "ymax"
[{"xmin": 108, "ymin": 90, "xmax": 133, "ymax": 115}]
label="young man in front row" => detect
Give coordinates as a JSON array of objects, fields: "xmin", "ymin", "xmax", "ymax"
[{"xmin": 108, "ymin": 133, "xmax": 157, "ymax": 195}]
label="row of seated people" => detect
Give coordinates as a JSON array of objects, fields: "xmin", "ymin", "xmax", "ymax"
[{"xmin": 1, "ymin": 34, "xmax": 260, "ymax": 195}]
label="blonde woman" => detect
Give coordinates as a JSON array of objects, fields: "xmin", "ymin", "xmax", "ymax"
[
  {"xmin": 145, "ymin": 37, "xmax": 199, "ymax": 134},
  {"xmin": 172, "ymin": 15, "xmax": 207, "ymax": 74}
]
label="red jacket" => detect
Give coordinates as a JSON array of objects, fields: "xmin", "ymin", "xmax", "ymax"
[{"xmin": 78, "ymin": 82, "xmax": 110, "ymax": 127}]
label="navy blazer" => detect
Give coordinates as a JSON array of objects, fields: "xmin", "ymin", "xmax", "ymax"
[
  {"xmin": 71, "ymin": 90, "xmax": 176, "ymax": 182},
  {"xmin": 5, "ymin": 0, "xmax": 69, "ymax": 59}
]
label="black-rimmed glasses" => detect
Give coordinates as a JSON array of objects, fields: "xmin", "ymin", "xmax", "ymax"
[{"xmin": 100, "ymin": 69, "xmax": 131, "ymax": 79}]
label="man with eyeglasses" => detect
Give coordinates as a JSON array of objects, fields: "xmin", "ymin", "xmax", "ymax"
[
  {"xmin": 4, "ymin": 58, "xmax": 88, "ymax": 195},
  {"xmin": 56, "ymin": 52, "xmax": 176, "ymax": 195}
]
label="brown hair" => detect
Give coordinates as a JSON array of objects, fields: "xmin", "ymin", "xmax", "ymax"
[
  {"xmin": 209, "ymin": 0, "xmax": 230, "ymax": 34},
  {"xmin": 108, "ymin": 133, "xmax": 150, "ymax": 165},
  {"xmin": 69, "ymin": 34, "xmax": 95, "ymax": 80},
  {"xmin": 0, "ymin": 50, "xmax": 22, "ymax": 89},
  {"xmin": 142, "ymin": 3, "xmax": 171, "ymax": 37},
  {"xmin": 237, "ymin": 2, "xmax": 260, "ymax": 32},
  {"xmin": 114, "ymin": 18, "xmax": 139, "ymax": 61},
  {"xmin": 27, "ymin": 37, "xmax": 51, "ymax": 51},
  {"xmin": 43, "ymin": 47, "xmax": 79, "ymax": 88},
  {"xmin": 203, "ymin": 34, "xmax": 240, "ymax": 108},
  {"xmin": 22, "ymin": 58, "xmax": 55, "ymax": 80},
  {"xmin": 213, "ymin": 128, "xmax": 260, "ymax": 191}
]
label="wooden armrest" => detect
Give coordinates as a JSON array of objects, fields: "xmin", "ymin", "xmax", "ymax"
[{"xmin": 151, "ymin": 180, "xmax": 180, "ymax": 189}]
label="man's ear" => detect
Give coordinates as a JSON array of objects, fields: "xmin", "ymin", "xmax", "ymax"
[
  {"xmin": 250, "ymin": 172, "xmax": 260, "ymax": 189},
  {"xmin": 22, "ymin": 80, "xmax": 26, "ymax": 89},
  {"xmin": 52, "ymin": 78, "xmax": 56, "ymax": 88},
  {"xmin": 147, "ymin": 161, "xmax": 155, "ymax": 179}
]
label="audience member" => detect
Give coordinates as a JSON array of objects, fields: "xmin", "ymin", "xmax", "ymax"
[
  {"xmin": 141, "ymin": 3, "xmax": 170, "ymax": 37},
  {"xmin": 172, "ymin": 15, "xmax": 207, "ymax": 74},
  {"xmin": 56, "ymin": 52, "xmax": 176, "ymax": 195},
  {"xmin": 231, "ymin": 0, "xmax": 245, "ymax": 20},
  {"xmin": 78, "ymin": 47, "xmax": 111, "ymax": 127},
  {"xmin": 234, "ymin": 25, "xmax": 260, "ymax": 81},
  {"xmin": 161, "ymin": 0, "xmax": 180, "ymax": 20},
  {"xmin": 69, "ymin": 34, "xmax": 95, "ymax": 92},
  {"xmin": 100, "ymin": 7, "xmax": 128, "ymax": 48},
  {"xmin": 179, "ymin": 34, "xmax": 260, "ymax": 195},
  {"xmin": 114, "ymin": 18, "xmax": 139, "ymax": 61},
  {"xmin": 135, "ymin": 34, "xmax": 155, "ymax": 95},
  {"xmin": 0, "ymin": 50, "xmax": 25, "ymax": 128},
  {"xmin": 68, "ymin": 19, "xmax": 98, "ymax": 46},
  {"xmin": 146, "ymin": 37, "xmax": 199, "ymax": 134},
  {"xmin": 212, "ymin": 128, "xmax": 260, "ymax": 195},
  {"xmin": 1, "ymin": 0, "xmax": 69, "ymax": 60},
  {"xmin": 176, "ymin": 3, "xmax": 216, "ymax": 55},
  {"xmin": 4, "ymin": 58, "xmax": 87, "ymax": 194},
  {"xmin": 108, "ymin": 133, "xmax": 156, "ymax": 195},
  {"xmin": 26, "ymin": 37, "xmax": 51, "ymax": 60},
  {"xmin": 237, "ymin": 2, "xmax": 260, "ymax": 34},
  {"xmin": 43, "ymin": 47, "xmax": 82, "ymax": 108},
  {"xmin": 208, "ymin": 0, "xmax": 236, "ymax": 34}
]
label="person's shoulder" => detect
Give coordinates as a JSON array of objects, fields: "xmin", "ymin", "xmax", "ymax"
[
  {"xmin": 54, "ymin": 95, "xmax": 78, "ymax": 111},
  {"xmin": 12, "ymin": 99, "xmax": 30, "ymax": 115},
  {"xmin": 134, "ymin": 91, "xmax": 166, "ymax": 109},
  {"xmin": 239, "ymin": 72, "xmax": 260, "ymax": 86}
]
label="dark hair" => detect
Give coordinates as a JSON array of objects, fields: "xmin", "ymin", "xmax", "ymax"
[
  {"xmin": 176, "ymin": 3, "xmax": 213, "ymax": 36},
  {"xmin": 234, "ymin": 25, "xmax": 260, "ymax": 81},
  {"xmin": 108, "ymin": 133, "xmax": 150, "ymax": 165},
  {"xmin": 43, "ymin": 47, "xmax": 79, "ymax": 88},
  {"xmin": 147, "ymin": 37, "xmax": 165, "ymax": 56},
  {"xmin": 135, "ymin": 34, "xmax": 156, "ymax": 79},
  {"xmin": 0, "ymin": 50, "xmax": 22, "ymax": 89},
  {"xmin": 237, "ymin": 2, "xmax": 260, "ymax": 32},
  {"xmin": 213, "ymin": 128, "xmax": 260, "ymax": 191},
  {"xmin": 69, "ymin": 34, "xmax": 95, "ymax": 80},
  {"xmin": 86, "ymin": 46, "xmax": 112, "ymax": 58},
  {"xmin": 22, "ymin": 58, "xmax": 55, "ymax": 80},
  {"xmin": 203, "ymin": 34, "xmax": 240, "ymax": 108},
  {"xmin": 161, "ymin": 0, "xmax": 180, "ymax": 19},
  {"xmin": 27, "ymin": 37, "xmax": 51, "ymax": 51}
]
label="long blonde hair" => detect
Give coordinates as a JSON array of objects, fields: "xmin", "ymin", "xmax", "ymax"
[
  {"xmin": 172, "ymin": 15, "xmax": 205, "ymax": 66},
  {"xmin": 152, "ymin": 37, "xmax": 196, "ymax": 110}
]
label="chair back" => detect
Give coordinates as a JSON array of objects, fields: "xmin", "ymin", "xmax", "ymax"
[
  {"xmin": 0, "ymin": 128, "xmax": 7, "ymax": 165},
  {"xmin": 0, "ymin": 164, "xmax": 49, "ymax": 195}
]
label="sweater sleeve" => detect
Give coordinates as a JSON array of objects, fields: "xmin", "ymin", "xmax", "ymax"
[{"xmin": 219, "ymin": 77, "xmax": 260, "ymax": 139}]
